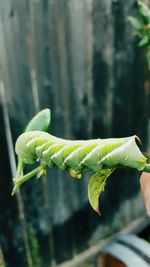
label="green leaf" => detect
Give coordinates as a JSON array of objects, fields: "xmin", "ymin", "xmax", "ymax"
[
  {"xmin": 88, "ymin": 168, "xmax": 115, "ymax": 214},
  {"xmin": 128, "ymin": 16, "xmax": 142, "ymax": 31},
  {"xmin": 138, "ymin": 35, "xmax": 149, "ymax": 47},
  {"xmin": 25, "ymin": 109, "xmax": 51, "ymax": 132},
  {"xmin": 138, "ymin": 1, "xmax": 150, "ymax": 24}
]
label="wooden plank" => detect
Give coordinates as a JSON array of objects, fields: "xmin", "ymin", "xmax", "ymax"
[
  {"xmin": 0, "ymin": 83, "xmax": 34, "ymax": 267},
  {"xmin": 69, "ymin": 0, "xmax": 94, "ymax": 139},
  {"xmin": 0, "ymin": 1, "xmax": 44, "ymax": 266},
  {"xmin": 0, "ymin": 0, "xmax": 34, "ymax": 137},
  {"xmin": 48, "ymin": 0, "xmax": 95, "ymax": 261},
  {"xmin": 0, "ymin": 85, "xmax": 29, "ymax": 267},
  {"xmin": 48, "ymin": 0, "xmax": 75, "ymax": 263},
  {"xmin": 92, "ymin": 0, "xmax": 114, "ymax": 138},
  {"xmin": 26, "ymin": 1, "xmax": 58, "ymax": 265},
  {"xmin": 0, "ymin": 2, "xmax": 34, "ymax": 265}
]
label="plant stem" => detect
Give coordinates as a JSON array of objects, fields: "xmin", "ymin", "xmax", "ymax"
[
  {"xmin": 143, "ymin": 164, "xmax": 150, "ymax": 173},
  {"xmin": 16, "ymin": 158, "xmax": 25, "ymax": 177},
  {"xmin": 12, "ymin": 163, "xmax": 47, "ymax": 196}
]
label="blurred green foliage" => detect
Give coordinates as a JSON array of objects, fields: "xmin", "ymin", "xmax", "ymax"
[
  {"xmin": 27, "ymin": 224, "xmax": 41, "ymax": 267},
  {"xmin": 129, "ymin": 1, "xmax": 150, "ymax": 69}
]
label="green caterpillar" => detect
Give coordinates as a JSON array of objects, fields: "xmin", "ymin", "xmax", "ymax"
[
  {"xmin": 15, "ymin": 131, "xmax": 146, "ymax": 175},
  {"xmin": 12, "ymin": 109, "xmax": 150, "ymax": 213}
]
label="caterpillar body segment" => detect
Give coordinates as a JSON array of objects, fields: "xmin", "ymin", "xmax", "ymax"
[
  {"xmin": 50, "ymin": 143, "xmax": 80, "ymax": 170},
  {"xmin": 15, "ymin": 131, "xmax": 147, "ymax": 174},
  {"xmin": 100, "ymin": 137, "xmax": 146, "ymax": 170},
  {"xmin": 80, "ymin": 139, "xmax": 129, "ymax": 172}
]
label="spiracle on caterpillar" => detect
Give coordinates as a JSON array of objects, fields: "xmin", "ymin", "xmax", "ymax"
[{"xmin": 12, "ymin": 109, "xmax": 150, "ymax": 213}]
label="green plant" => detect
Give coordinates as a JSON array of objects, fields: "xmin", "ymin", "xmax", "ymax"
[
  {"xmin": 128, "ymin": 1, "xmax": 150, "ymax": 68},
  {"xmin": 27, "ymin": 224, "xmax": 41, "ymax": 267},
  {"xmin": 12, "ymin": 109, "xmax": 150, "ymax": 214}
]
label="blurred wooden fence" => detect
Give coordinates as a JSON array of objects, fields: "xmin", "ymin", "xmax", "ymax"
[{"xmin": 0, "ymin": 0, "xmax": 149, "ymax": 266}]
